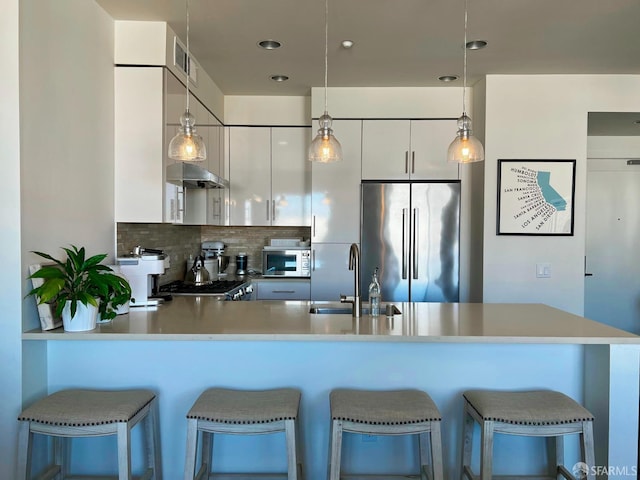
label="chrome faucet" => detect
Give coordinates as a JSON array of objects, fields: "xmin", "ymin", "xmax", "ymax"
[{"xmin": 340, "ymin": 243, "xmax": 362, "ymax": 317}]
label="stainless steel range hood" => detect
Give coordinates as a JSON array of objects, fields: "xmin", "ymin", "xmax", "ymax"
[{"xmin": 166, "ymin": 162, "xmax": 229, "ymax": 189}]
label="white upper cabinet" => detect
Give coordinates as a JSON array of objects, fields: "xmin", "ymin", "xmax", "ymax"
[
  {"xmin": 228, "ymin": 127, "xmax": 310, "ymax": 226},
  {"xmin": 228, "ymin": 127, "xmax": 272, "ymax": 226},
  {"xmin": 361, "ymin": 119, "xmax": 459, "ymax": 180},
  {"xmin": 271, "ymin": 128, "xmax": 311, "ymax": 226},
  {"xmin": 115, "ymin": 66, "xmax": 167, "ymax": 223},
  {"xmin": 311, "ymin": 120, "xmax": 362, "ymax": 243}
]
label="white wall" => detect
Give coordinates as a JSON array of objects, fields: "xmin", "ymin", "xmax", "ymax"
[
  {"xmin": 0, "ymin": 0, "xmax": 22, "ymax": 474},
  {"xmin": 483, "ymin": 75, "xmax": 640, "ymax": 314}
]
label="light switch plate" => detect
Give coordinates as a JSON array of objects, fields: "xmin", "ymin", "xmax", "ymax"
[{"xmin": 536, "ymin": 263, "xmax": 551, "ymax": 278}]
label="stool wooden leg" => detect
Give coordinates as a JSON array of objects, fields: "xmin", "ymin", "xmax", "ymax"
[
  {"xmin": 285, "ymin": 419, "xmax": 299, "ymax": 480},
  {"xmin": 328, "ymin": 419, "xmax": 343, "ymax": 480},
  {"xmin": 419, "ymin": 432, "xmax": 429, "ymax": 480},
  {"xmin": 582, "ymin": 421, "xmax": 595, "ymax": 480},
  {"xmin": 553, "ymin": 435, "xmax": 565, "ymax": 480},
  {"xmin": 200, "ymin": 431, "xmax": 213, "ymax": 479},
  {"xmin": 16, "ymin": 421, "xmax": 31, "ymax": 480},
  {"xmin": 480, "ymin": 420, "xmax": 494, "ymax": 480},
  {"xmin": 295, "ymin": 417, "xmax": 304, "ymax": 479},
  {"xmin": 184, "ymin": 419, "xmax": 199, "ymax": 480},
  {"xmin": 117, "ymin": 421, "xmax": 133, "ymax": 479},
  {"xmin": 430, "ymin": 421, "xmax": 444, "ymax": 480},
  {"xmin": 53, "ymin": 436, "xmax": 71, "ymax": 479},
  {"xmin": 144, "ymin": 399, "xmax": 162, "ymax": 479},
  {"xmin": 461, "ymin": 403, "xmax": 474, "ymax": 480}
]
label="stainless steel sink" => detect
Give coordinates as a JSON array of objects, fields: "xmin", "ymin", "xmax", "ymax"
[{"xmin": 309, "ymin": 304, "xmax": 401, "ymax": 315}]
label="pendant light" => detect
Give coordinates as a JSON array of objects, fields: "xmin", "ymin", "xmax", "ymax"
[
  {"xmin": 168, "ymin": 0, "xmax": 207, "ymax": 162},
  {"xmin": 308, "ymin": 0, "xmax": 342, "ymax": 163},
  {"xmin": 447, "ymin": 0, "xmax": 484, "ymax": 164}
]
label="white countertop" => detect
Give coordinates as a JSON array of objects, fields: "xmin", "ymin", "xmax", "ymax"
[{"xmin": 23, "ymin": 299, "xmax": 640, "ymax": 344}]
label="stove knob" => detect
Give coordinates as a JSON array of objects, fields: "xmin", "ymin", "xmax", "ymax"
[{"xmin": 245, "ymin": 285, "xmax": 254, "ymax": 294}]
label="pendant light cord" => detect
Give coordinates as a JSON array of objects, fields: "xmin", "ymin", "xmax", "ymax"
[
  {"xmin": 324, "ymin": 0, "xmax": 329, "ymax": 114},
  {"xmin": 185, "ymin": 0, "xmax": 191, "ymax": 113},
  {"xmin": 462, "ymin": 0, "xmax": 468, "ymax": 115}
]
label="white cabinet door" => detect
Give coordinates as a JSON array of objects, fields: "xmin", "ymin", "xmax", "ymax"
[
  {"xmin": 206, "ymin": 112, "xmax": 225, "ymax": 225},
  {"xmin": 410, "ymin": 120, "xmax": 459, "ymax": 180},
  {"xmin": 361, "ymin": 120, "xmax": 411, "ymax": 180},
  {"xmin": 271, "ymin": 128, "xmax": 311, "ymax": 226},
  {"xmin": 311, "ymin": 120, "xmax": 362, "ymax": 243},
  {"xmin": 311, "ymin": 243, "xmax": 357, "ymax": 301},
  {"xmin": 115, "ymin": 67, "xmax": 165, "ymax": 223},
  {"xmin": 228, "ymin": 127, "xmax": 271, "ymax": 226}
]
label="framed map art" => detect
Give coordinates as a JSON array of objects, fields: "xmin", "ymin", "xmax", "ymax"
[{"xmin": 497, "ymin": 159, "xmax": 576, "ymax": 236}]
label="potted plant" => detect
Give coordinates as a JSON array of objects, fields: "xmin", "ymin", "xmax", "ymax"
[{"xmin": 27, "ymin": 245, "xmax": 132, "ymax": 331}]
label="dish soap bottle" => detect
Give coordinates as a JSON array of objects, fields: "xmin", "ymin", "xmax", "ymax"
[{"xmin": 368, "ymin": 267, "xmax": 381, "ymax": 316}]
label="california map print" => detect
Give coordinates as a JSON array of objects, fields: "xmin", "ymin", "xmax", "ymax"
[{"xmin": 497, "ymin": 160, "xmax": 576, "ymax": 235}]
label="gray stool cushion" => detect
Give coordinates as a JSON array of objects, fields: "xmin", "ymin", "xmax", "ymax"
[
  {"xmin": 331, "ymin": 388, "xmax": 441, "ymax": 425},
  {"xmin": 463, "ymin": 389, "xmax": 594, "ymax": 425},
  {"xmin": 187, "ymin": 387, "xmax": 301, "ymax": 424},
  {"xmin": 17, "ymin": 389, "xmax": 156, "ymax": 427}
]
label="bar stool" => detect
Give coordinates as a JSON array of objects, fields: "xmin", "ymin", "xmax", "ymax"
[
  {"xmin": 184, "ymin": 387, "xmax": 302, "ymax": 479},
  {"xmin": 328, "ymin": 388, "xmax": 444, "ymax": 480},
  {"xmin": 16, "ymin": 388, "xmax": 162, "ymax": 480},
  {"xmin": 461, "ymin": 389, "xmax": 595, "ymax": 480}
]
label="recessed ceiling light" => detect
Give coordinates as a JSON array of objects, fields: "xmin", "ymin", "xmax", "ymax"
[
  {"xmin": 258, "ymin": 40, "xmax": 282, "ymax": 50},
  {"xmin": 270, "ymin": 75, "xmax": 289, "ymax": 82},
  {"xmin": 341, "ymin": 40, "xmax": 354, "ymax": 49},
  {"xmin": 466, "ymin": 40, "xmax": 487, "ymax": 50},
  {"xmin": 439, "ymin": 75, "xmax": 459, "ymax": 82},
  {"xmin": 634, "ymin": 120, "xmax": 640, "ymax": 125}
]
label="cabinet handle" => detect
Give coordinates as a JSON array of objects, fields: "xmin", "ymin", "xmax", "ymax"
[
  {"xmin": 273, "ymin": 290, "xmax": 295, "ymax": 294},
  {"xmin": 170, "ymin": 198, "xmax": 175, "ymax": 221},
  {"xmin": 411, "ymin": 151, "xmax": 415, "ymax": 174},
  {"xmin": 412, "ymin": 208, "xmax": 419, "ymax": 279},
  {"xmin": 312, "ymin": 215, "xmax": 316, "ymax": 237},
  {"xmin": 402, "ymin": 208, "xmax": 408, "ymax": 279},
  {"xmin": 272, "ymin": 201, "xmax": 276, "ymax": 222},
  {"xmin": 405, "ymin": 151, "xmax": 409, "ymax": 174},
  {"xmin": 312, "ymin": 249, "xmax": 316, "ymax": 271},
  {"xmin": 266, "ymin": 200, "xmax": 270, "ymax": 221}
]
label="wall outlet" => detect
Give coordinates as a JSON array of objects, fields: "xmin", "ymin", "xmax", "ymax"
[
  {"xmin": 362, "ymin": 434, "xmax": 377, "ymax": 443},
  {"xmin": 536, "ymin": 263, "xmax": 551, "ymax": 278}
]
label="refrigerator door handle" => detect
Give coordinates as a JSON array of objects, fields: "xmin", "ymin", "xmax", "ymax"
[
  {"xmin": 402, "ymin": 208, "xmax": 408, "ymax": 279},
  {"xmin": 412, "ymin": 208, "xmax": 419, "ymax": 279}
]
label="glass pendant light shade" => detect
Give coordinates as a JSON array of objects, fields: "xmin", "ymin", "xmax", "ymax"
[
  {"xmin": 168, "ymin": 110, "xmax": 207, "ymax": 161},
  {"xmin": 309, "ymin": 113, "xmax": 342, "ymax": 163},
  {"xmin": 449, "ymin": 0, "xmax": 484, "ymax": 164},
  {"xmin": 447, "ymin": 113, "xmax": 484, "ymax": 163}
]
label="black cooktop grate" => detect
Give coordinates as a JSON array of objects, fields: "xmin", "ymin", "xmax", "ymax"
[{"xmin": 159, "ymin": 280, "xmax": 245, "ymax": 295}]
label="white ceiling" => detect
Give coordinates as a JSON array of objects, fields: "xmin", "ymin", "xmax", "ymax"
[{"xmin": 95, "ymin": 0, "xmax": 640, "ymax": 135}]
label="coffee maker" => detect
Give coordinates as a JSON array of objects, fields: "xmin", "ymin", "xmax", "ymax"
[{"xmin": 117, "ymin": 253, "xmax": 169, "ymax": 307}]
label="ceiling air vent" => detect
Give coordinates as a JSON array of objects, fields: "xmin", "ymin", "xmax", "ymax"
[{"xmin": 174, "ymin": 37, "xmax": 198, "ymax": 86}]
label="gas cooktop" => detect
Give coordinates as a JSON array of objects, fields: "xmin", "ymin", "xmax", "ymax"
[{"xmin": 159, "ymin": 280, "xmax": 247, "ymax": 296}]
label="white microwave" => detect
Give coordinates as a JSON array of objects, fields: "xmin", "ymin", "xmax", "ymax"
[{"xmin": 262, "ymin": 247, "xmax": 311, "ymax": 277}]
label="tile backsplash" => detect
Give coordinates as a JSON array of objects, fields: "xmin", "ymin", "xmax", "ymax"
[{"xmin": 117, "ymin": 223, "xmax": 310, "ymax": 282}]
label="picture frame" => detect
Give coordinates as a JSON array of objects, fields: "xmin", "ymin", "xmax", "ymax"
[{"xmin": 497, "ymin": 159, "xmax": 576, "ymax": 236}]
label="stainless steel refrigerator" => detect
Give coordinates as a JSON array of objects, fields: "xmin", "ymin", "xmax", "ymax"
[{"xmin": 361, "ymin": 181, "xmax": 460, "ymax": 302}]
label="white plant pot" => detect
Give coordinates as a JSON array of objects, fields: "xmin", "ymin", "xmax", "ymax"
[{"xmin": 62, "ymin": 301, "xmax": 99, "ymax": 332}]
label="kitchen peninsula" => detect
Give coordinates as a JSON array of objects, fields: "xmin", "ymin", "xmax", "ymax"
[{"xmin": 24, "ymin": 300, "xmax": 640, "ymax": 479}]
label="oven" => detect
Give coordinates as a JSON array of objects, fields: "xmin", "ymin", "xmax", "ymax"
[
  {"xmin": 262, "ymin": 247, "xmax": 311, "ymax": 278},
  {"xmin": 159, "ymin": 279, "xmax": 253, "ymax": 301}
]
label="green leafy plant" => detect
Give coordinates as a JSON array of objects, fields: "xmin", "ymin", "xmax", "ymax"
[{"xmin": 27, "ymin": 245, "xmax": 132, "ymax": 322}]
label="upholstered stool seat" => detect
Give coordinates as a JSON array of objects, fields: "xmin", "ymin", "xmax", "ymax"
[
  {"xmin": 16, "ymin": 388, "xmax": 162, "ymax": 479},
  {"xmin": 328, "ymin": 388, "xmax": 444, "ymax": 480},
  {"xmin": 184, "ymin": 387, "xmax": 302, "ymax": 479},
  {"xmin": 461, "ymin": 389, "xmax": 595, "ymax": 480}
]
